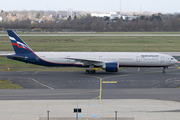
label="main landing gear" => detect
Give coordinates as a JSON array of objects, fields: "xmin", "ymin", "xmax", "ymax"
[
  {"xmin": 162, "ymin": 67, "xmax": 168, "ymax": 74},
  {"xmin": 85, "ymin": 65, "xmax": 96, "ymax": 74},
  {"xmin": 85, "ymin": 70, "xmax": 96, "ymax": 74}
]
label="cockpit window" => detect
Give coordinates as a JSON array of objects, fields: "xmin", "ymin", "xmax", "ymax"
[{"xmin": 171, "ymin": 58, "xmax": 174, "ymax": 60}]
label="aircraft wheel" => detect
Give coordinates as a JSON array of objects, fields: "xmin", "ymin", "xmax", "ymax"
[
  {"xmin": 92, "ymin": 70, "xmax": 96, "ymax": 74},
  {"xmin": 85, "ymin": 70, "xmax": 96, "ymax": 74},
  {"xmin": 85, "ymin": 70, "xmax": 89, "ymax": 74},
  {"xmin": 162, "ymin": 70, "xmax": 166, "ymax": 74},
  {"xmin": 162, "ymin": 67, "xmax": 167, "ymax": 74}
]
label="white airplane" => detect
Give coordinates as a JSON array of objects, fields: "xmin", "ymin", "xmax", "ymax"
[{"xmin": 7, "ymin": 30, "xmax": 178, "ymax": 74}]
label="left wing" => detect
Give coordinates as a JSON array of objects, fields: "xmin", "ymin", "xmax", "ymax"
[{"xmin": 65, "ymin": 57, "xmax": 105, "ymax": 66}]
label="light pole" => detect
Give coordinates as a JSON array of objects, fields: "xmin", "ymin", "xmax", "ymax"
[
  {"xmin": 74, "ymin": 102, "xmax": 81, "ymax": 120},
  {"xmin": 115, "ymin": 111, "xmax": 117, "ymax": 120},
  {"xmin": 47, "ymin": 111, "xmax": 50, "ymax": 120},
  {"xmin": 77, "ymin": 102, "xmax": 78, "ymax": 120}
]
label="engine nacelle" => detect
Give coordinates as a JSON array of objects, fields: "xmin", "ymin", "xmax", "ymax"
[{"xmin": 102, "ymin": 62, "xmax": 119, "ymax": 72}]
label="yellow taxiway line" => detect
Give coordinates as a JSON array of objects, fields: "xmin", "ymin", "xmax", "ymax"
[
  {"xmin": 102, "ymin": 81, "xmax": 117, "ymax": 83},
  {"xmin": 175, "ymin": 64, "xmax": 180, "ymax": 69},
  {"xmin": 40, "ymin": 67, "xmax": 179, "ymax": 105}
]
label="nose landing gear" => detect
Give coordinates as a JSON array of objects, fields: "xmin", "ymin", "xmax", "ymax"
[{"xmin": 162, "ymin": 67, "xmax": 168, "ymax": 74}]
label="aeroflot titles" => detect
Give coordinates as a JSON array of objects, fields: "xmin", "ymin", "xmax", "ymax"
[{"xmin": 141, "ymin": 55, "xmax": 159, "ymax": 58}]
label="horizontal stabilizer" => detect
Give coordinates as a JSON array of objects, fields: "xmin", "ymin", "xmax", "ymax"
[
  {"xmin": 0, "ymin": 52, "xmax": 15, "ymax": 57},
  {"xmin": 7, "ymin": 55, "xmax": 28, "ymax": 59}
]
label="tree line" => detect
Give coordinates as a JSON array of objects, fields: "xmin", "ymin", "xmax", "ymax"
[{"xmin": 1, "ymin": 13, "xmax": 180, "ymax": 32}]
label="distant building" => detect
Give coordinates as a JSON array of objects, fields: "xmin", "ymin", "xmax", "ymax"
[
  {"xmin": 39, "ymin": 16, "xmax": 47, "ymax": 23},
  {"xmin": 122, "ymin": 15, "xmax": 137, "ymax": 20},
  {"xmin": 31, "ymin": 20, "xmax": 39, "ymax": 24},
  {"xmin": 0, "ymin": 16, "xmax": 2, "ymax": 22},
  {"xmin": 128, "ymin": 16, "xmax": 137, "ymax": 20},
  {"xmin": 91, "ymin": 13, "xmax": 111, "ymax": 18},
  {"xmin": 107, "ymin": 12, "xmax": 117, "ymax": 14},
  {"xmin": 91, "ymin": 12, "xmax": 137, "ymax": 21},
  {"xmin": 110, "ymin": 14, "xmax": 120, "ymax": 19},
  {"xmin": 7, "ymin": 13, "xmax": 12, "ymax": 16}
]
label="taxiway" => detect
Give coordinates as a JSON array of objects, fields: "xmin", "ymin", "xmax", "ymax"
[{"xmin": 1, "ymin": 67, "xmax": 180, "ymax": 120}]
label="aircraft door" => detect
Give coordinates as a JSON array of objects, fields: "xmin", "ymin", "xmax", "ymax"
[
  {"xmin": 99, "ymin": 56, "xmax": 102, "ymax": 61},
  {"xmin": 136, "ymin": 56, "xmax": 140, "ymax": 62},
  {"xmin": 161, "ymin": 56, "xmax": 164, "ymax": 62}
]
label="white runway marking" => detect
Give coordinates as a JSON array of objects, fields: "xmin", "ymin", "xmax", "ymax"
[{"xmin": 31, "ymin": 78, "xmax": 54, "ymax": 89}]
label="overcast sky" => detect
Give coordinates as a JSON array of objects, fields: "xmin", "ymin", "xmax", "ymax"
[{"xmin": 1, "ymin": 0, "xmax": 180, "ymax": 13}]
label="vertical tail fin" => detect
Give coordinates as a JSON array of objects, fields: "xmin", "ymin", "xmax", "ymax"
[{"xmin": 7, "ymin": 30, "xmax": 33, "ymax": 54}]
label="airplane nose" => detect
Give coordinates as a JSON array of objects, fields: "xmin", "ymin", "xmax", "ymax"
[{"xmin": 175, "ymin": 59, "xmax": 178, "ymax": 64}]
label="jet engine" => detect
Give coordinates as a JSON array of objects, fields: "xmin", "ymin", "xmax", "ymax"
[{"xmin": 102, "ymin": 62, "xmax": 119, "ymax": 72}]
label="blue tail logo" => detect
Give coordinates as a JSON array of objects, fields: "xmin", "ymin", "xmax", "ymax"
[{"xmin": 7, "ymin": 30, "xmax": 33, "ymax": 54}]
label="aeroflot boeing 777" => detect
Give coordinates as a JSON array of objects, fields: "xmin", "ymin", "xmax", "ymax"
[{"xmin": 7, "ymin": 30, "xmax": 178, "ymax": 74}]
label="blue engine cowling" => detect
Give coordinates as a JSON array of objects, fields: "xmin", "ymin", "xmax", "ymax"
[{"xmin": 103, "ymin": 62, "xmax": 119, "ymax": 72}]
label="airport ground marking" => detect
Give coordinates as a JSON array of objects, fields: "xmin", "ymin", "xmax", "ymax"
[
  {"xmin": 82, "ymin": 75, "xmax": 103, "ymax": 104},
  {"xmin": 89, "ymin": 73, "xmax": 148, "ymax": 104},
  {"xmin": 150, "ymin": 68, "xmax": 178, "ymax": 73},
  {"xmin": 102, "ymin": 68, "xmax": 179, "ymax": 80},
  {"xmin": 99, "ymin": 77, "xmax": 102, "ymax": 104},
  {"xmin": 31, "ymin": 78, "xmax": 54, "ymax": 89},
  {"xmin": 95, "ymin": 68, "xmax": 180, "ymax": 107},
  {"xmin": 72, "ymin": 69, "xmax": 174, "ymax": 105},
  {"xmin": 89, "ymin": 76, "xmax": 102, "ymax": 104},
  {"xmin": 102, "ymin": 73, "xmax": 142, "ymax": 80},
  {"xmin": 90, "ymin": 96, "xmax": 100, "ymax": 100},
  {"xmin": 175, "ymin": 64, "xmax": 180, "ymax": 69},
  {"xmin": 102, "ymin": 81, "xmax": 117, "ymax": 83},
  {"xmin": 23, "ymin": 72, "xmax": 26, "ymax": 75},
  {"xmin": 25, "ymin": 72, "xmax": 102, "ymax": 103},
  {"xmin": 0, "ymin": 89, "xmax": 100, "ymax": 97},
  {"xmin": 32, "ymin": 71, "xmax": 38, "ymax": 75},
  {"xmin": 71, "ymin": 73, "xmax": 103, "ymax": 104},
  {"xmin": 24, "ymin": 68, "xmax": 179, "ymax": 105}
]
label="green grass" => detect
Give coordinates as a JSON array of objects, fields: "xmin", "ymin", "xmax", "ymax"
[
  {"xmin": 0, "ymin": 80, "xmax": 24, "ymax": 89},
  {"xmin": 96, "ymin": 32, "xmax": 180, "ymax": 34},
  {"xmin": 0, "ymin": 57, "xmax": 41, "ymax": 68},
  {"xmin": 1, "ymin": 36, "xmax": 180, "ymax": 52},
  {"xmin": 1, "ymin": 31, "xmax": 180, "ymax": 34}
]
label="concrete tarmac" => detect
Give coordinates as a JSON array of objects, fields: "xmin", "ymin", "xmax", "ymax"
[
  {"xmin": 1, "ymin": 67, "xmax": 180, "ymax": 120},
  {"xmin": 0, "ymin": 66, "xmax": 180, "ymax": 101},
  {"xmin": 0, "ymin": 67, "xmax": 180, "ymax": 89},
  {"xmin": 1, "ymin": 99, "xmax": 180, "ymax": 120}
]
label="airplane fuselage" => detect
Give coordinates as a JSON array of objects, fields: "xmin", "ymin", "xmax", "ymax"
[{"xmin": 9, "ymin": 52, "xmax": 177, "ymax": 68}]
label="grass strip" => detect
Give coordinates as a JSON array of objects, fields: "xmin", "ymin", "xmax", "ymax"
[
  {"xmin": 0, "ymin": 80, "xmax": 24, "ymax": 89},
  {"xmin": 1, "ymin": 31, "xmax": 180, "ymax": 34}
]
